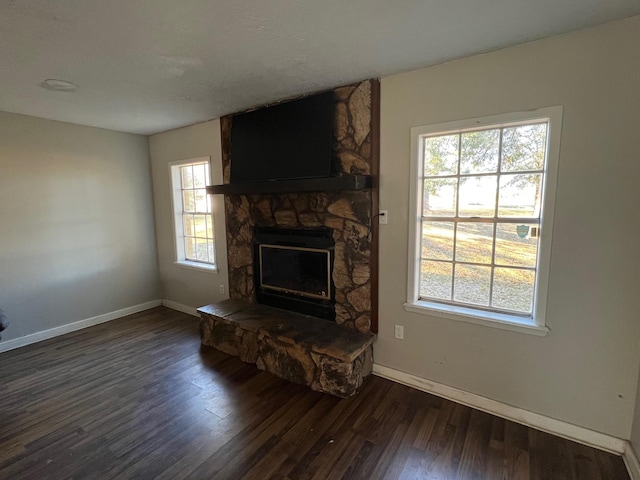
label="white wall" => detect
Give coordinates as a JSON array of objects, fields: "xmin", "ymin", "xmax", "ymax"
[
  {"xmin": 149, "ymin": 120, "xmax": 229, "ymax": 310},
  {"xmin": 0, "ymin": 112, "xmax": 160, "ymax": 344},
  {"xmin": 378, "ymin": 16, "xmax": 640, "ymax": 439}
]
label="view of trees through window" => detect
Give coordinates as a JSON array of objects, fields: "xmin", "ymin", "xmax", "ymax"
[
  {"xmin": 420, "ymin": 121, "xmax": 548, "ymax": 315},
  {"xmin": 179, "ymin": 162, "xmax": 215, "ymax": 265}
]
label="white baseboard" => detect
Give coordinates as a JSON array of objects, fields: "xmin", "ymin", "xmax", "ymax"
[
  {"xmin": 624, "ymin": 442, "xmax": 640, "ymax": 480},
  {"xmin": 0, "ymin": 300, "xmax": 162, "ymax": 354},
  {"xmin": 372, "ymin": 364, "xmax": 627, "ymax": 455},
  {"xmin": 161, "ymin": 299, "xmax": 199, "ymax": 317}
]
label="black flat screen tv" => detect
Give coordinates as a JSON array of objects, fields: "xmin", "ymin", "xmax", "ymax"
[{"xmin": 230, "ymin": 91, "xmax": 334, "ymax": 183}]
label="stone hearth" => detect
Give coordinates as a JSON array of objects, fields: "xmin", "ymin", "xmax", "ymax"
[{"xmin": 199, "ymin": 300, "xmax": 375, "ymax": 397}]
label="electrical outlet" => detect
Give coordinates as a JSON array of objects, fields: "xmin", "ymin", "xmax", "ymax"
[
  {"xmin": 379, "ymin": 210, "xmax": 388, "ymax": 225},
  {"xmin": 219, "ymin": 284, "xmax": 225, "ymax": 294},
  {"xmin": 394, "ymin": 324, "xmax": 404, "ymax": 340}
]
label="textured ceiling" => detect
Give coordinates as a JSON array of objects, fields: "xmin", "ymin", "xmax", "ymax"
[{"xmin": 1, "ymin": 0, "xmax": 639, "ymax": 135}]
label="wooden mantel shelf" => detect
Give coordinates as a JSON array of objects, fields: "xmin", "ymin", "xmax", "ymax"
[{"xmin": 206, "ymin": 174, "xmax": 372, "ymax": 195}]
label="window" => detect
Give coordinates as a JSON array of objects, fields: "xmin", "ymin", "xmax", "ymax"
[
  {"xmin": 406, "ymin": 107, "xmax": 562, "ymax": 334},
  {"xmin": 170, "ymin": 158, "xmax": 217, "ymax": 271}
]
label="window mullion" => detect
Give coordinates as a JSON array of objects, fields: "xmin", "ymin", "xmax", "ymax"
[
  {"xmin": 450, "ymin": 133, "xmax": 463, "ymax": 301},
  {"xmin": 422, "ymin": 216, "xmax": 539, "ymax": 224},
  {"xmin": 424, "ymin": 168, "xmax": 544, "ymax": 181},
  {"xmin": 488, "ymin": 129, "xmax": 505, "ymax": 307}
]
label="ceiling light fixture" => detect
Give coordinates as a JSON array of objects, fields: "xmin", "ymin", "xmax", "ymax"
[{"xmin": 40, "ymin": 79, "xmax": 78, "ymax": 92}]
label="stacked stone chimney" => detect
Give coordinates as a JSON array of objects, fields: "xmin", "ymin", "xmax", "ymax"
[{"xmin": 221, "ymin": 80, "xmax": 378, "ymax": 334}]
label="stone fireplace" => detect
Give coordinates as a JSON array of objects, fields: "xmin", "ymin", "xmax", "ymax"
[
  {"xmin": 198, "ymin": 79, "xmax": 379, "ymax": 397},
  {"xmin": 222, "ymin": 79, "xmax": 379, "ymax": 334}
]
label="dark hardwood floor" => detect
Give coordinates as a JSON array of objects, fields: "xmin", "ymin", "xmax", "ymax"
[{"xmin": 0, "ymin": 307, "xmax": 630, "ymax": 479}]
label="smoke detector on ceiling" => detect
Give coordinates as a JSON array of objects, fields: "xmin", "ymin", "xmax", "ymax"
[{"xmin": 40, "ymin": 79, "xmax": 78, "ymax": 92}]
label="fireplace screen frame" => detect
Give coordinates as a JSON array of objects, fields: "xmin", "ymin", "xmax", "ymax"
[
  {"xmin": 259, "ymin": 243, "xmax": 332, "ymax": 301},
  {"xmin": 253, "ymin": 226, "xmax": 336, "ymax": 321}
]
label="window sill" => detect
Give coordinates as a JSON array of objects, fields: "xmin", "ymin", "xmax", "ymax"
[
  {"xmin": 403, "ymin": 301, "xmax": 549, "ymax": 337},
  {"xmin": 174, "ymin": 260, "xmax": 218, "ymax": 274}
]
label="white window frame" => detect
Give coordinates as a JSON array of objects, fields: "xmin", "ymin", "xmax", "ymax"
[
  {"xmin": 404, "ymin": 106, "xmax": 562, "ymax": 336},
  {"xmin": 169, "ymin": 156, "xmax": 219, "ymax": 273}
]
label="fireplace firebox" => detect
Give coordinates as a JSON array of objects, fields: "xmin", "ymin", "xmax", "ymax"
[{"xmin": 254, "ymin": 226, "xmax": 335, "ymax": 320}]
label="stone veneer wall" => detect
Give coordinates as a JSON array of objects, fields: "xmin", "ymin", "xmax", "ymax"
[{"xmin": 220, "ymin": 80, "xmax": 379, "ymax": 334}]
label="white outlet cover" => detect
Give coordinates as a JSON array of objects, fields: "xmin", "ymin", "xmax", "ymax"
[{"xmin": 394, "ymin": 324, "xmax": 404, "ymax": 339}]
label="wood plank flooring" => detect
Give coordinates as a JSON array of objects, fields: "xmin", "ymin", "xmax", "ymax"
[{"xmin": 0, "ymin": 307, "xmax": 630, "ymax": 479}]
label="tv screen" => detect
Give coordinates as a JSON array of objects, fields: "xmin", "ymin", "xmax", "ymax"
[{"xmin": 230, "ymin": 91, "xmax": 334, "ymax": 183}]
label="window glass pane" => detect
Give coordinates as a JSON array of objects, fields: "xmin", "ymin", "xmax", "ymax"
[
  {"xmin": 495, "ymin": 223, "xmax": 538, "ymax": 268},
  {"xmin": 181, "ymin": 166, "xmax": 193, "ymax": 189},
  {"xmin": 460, "ymin": 129, "xmax": 499, "ymax": 174},
  {"xmin": 458, "ymin": 175, "xmax": 497, "ymax": 217},
  {"xmin": 420, "ymin": 260, "xmax": 452, "ymax": 301},
  {"xmin": 424, "ymin": 135, "xmax": 459, "ymax": 176},
  {"xmin": 207, "ymin": 194, "xmax": 212, "ymax": 213},
  {"xmin": 183, "ymin": 214, "xmax": 195, "ymax": 237},
  {"xmin": 196, "ymin": 238, "xmax": 209, "ymax": 262},
  {"xmin": 455, "ymin": 223, "xmax": 494, "ymax": 265},
  {"xmin": 195, "ymin": 189, "xmax": 207, "ymax": 212},
  {"xmin": 207, "ymin": 240, "xmax": 215, "ymax": 264},
  {"xmin": 182, "ymin": 190, "xmax": 195, "ymax": 212},
  {"xmin": 498, "ymin": 173, "xmax": 542, "ymax": 218},
  {"xmin": 422, "ymin": 222, "xmax": 454, "ymax": 261},
  {"xmin": 193, "ymin": 164, "xmax": 207, "ymax": 187},
  {"xmin": 194, "ymin": 215, "xmax": 207, "ymax": 237},
  {"xmin": 424, "ymin": 179, "xmax": 457, "ymax": 217},
  {"xmin": 185, "ymin": 237, "xmax": 196, "ymax": 260},
  {"xmin": 454, "ymin": 264, "xmax": 491, "ymax": 306},
  {"xmin": 492, "ymin": 267, "xmax": 535, "ymax": 314},
  {"xmin": 501, "ymin": 123, "xmax": 547, "ymax": 172},
  {"xmin": 206, "ymin": 215, "xmax": 214, "ymax": 239}
]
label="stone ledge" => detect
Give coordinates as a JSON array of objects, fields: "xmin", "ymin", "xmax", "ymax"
[{"xmin": 198, "ymin": 299, "xmax": 375, "ymax": 397}]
